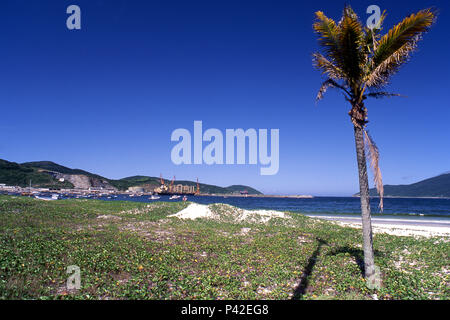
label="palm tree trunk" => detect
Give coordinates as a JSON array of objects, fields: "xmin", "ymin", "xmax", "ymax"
[{"xmin": 353, "ymin": 125, "xmax": 376, "ymax": 280}]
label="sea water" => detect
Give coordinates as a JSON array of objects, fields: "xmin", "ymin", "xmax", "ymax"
[{"xmin": 87, "ymin": 195, "xmax": 450, "ymax": 219}]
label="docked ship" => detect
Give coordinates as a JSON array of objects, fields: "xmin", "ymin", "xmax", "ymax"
[{"xmin": 154, "ymin": 175, "xmax": 200, "ymax": 195}]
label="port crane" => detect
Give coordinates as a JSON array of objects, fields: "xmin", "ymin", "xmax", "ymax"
[
  {"xmin": 169, "ymin": 176, "xmax": 175, "ymax": 193},
  {"xmin": 158, "ymin": 174, "xmax": 168, "ymax": 193},
  {"xmin": 195, "ymin": 178, "xmax": 200, "ymax": 195}
]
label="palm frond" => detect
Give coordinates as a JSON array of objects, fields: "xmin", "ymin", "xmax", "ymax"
[
  {"xmin": 363, "ymin": 10, "xmax": 387, "ymax": 53},
  {"xmin": 316, "ymin": 79, "xmax": 348, "ymax": 102},
  {"xmin": 365, "ymin": 9, "xmax": 436, "ymax": 87},
  {"xmin": 339, "ymin": 8, "xmax": 365, "ymax": 83},
  {"xmin": 312, "ymin": 52, "xmax": 345, "ymax": 80},
  {"xmin": 374, "ymin": 9, "xmax": 435, "ymax": 65},
  {"xmin": 313, "ymin": 11, "xmax": 342, "ymax": 64},
  {"xmin": 338, "ymin": 6, "xmax": 359, "ymax": 26},
  {"xmin": 365, "ymin": 37, "xmax": 419, "ymax": 87},
  {"xmin": 363, "ymin": 130, "xmax": 384, "ymax": 212},
  {"xmin": 365, "ymin": 92, "xmax": 404, "ymax": 99}
]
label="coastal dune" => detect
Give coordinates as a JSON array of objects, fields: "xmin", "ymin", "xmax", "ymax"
[
  {"xmin": 171, "ymin": 203, "xmax": 450, "ymax": 238},
  {"xmin": 169, "ymin": 203, "xmax": 290, "ymax": 224}
]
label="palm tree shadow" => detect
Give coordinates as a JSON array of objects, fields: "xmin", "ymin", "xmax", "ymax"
[
  {"xmin": 292, "ymin": 237, "xmax": 328, "ymax": 300},
  {"xmin": 327, "ymin": 246, "xmax": 383, "ymax": 277},
  {"xmin": 291, "ymin": 241, "xmax": 384, "ymax": 299}
]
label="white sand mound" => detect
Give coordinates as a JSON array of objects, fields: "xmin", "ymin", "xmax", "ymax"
[
  {"xmin": 169, "ymin": 203, "xmax": 290, "ymax": 224},
  {"xmin": 235, "ymin": 208, "xmax": 288, "ymax": 223},
  {"xmin": 170, "ymin": 203, "xmax": 215, "ymax": 220}
]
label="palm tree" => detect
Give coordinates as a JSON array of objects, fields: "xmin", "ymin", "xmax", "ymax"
[{"xmin": 312, "ymin": 6, "xmax": 435, "ymax": 285}]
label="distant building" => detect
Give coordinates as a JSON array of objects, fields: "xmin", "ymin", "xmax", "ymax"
[
  {"xmin": 88, "ymin": 187, "xmax": 105, "ymax": 191},
  {"xmin": 128, "ymin": 186, "xmax": 145, "ymax": 193}
]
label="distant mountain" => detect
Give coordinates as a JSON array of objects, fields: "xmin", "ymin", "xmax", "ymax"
[
  {"xmin": 22, "ymin": 161, "xmax": 103, "ymax": 178},
  {"xmin": 21, "ymin": 161, "xmax": 116, "ymax": 190},
  {"xmin": 356, "ymin": 173, "xmax": 450, "ymax": 198},
  {"xmin": 0, "ymin": 159, "xmax": 74, "ymax": 189},
  {"xmin": 0, "ymin": 159, "xmax": 262, "ymax": 194}
]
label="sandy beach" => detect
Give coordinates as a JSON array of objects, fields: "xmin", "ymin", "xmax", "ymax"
[
  {"xmin": 171, "ymin": 203, "xmax": 450, "ymax": 238},
  {"xmin": 306, "ymin": 214, "xmax": 450, "ymax": 238}
]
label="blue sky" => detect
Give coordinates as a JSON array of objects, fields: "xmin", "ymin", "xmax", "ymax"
[{"xmin": 0, "ymin": 0, "xmax": 449, "ymax": 196}]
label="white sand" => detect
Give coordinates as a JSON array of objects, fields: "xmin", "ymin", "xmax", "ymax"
[
  {"xmin": 171, "ymin": 203, "xmax": 449, "ymax": 238},
  {"xmin": 169, "ymin": 203, "xmax": 289, "ymax": 224},
  {"xmin": 170, "ymin": 203, "xmax": 215, "ymax": 220},
  {"xmin": 332, "ymin": 220, "xmax": 450, "ymax": 238}
]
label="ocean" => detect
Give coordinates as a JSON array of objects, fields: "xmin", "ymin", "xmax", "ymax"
[{"xmin": 86, "ymin": 194, "xmax": 450, "ymax": 219}]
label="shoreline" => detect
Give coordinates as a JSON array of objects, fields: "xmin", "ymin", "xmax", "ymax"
[
  {"xmin": 198, "ymin": 193, "xmax": 314, "ymax": 199},
  {"xmin": 3, "ymin": 191, "xmax": 449, "ymax": 220},
  {"xmin": 164, "ymin": 201, "xmax": 450, "ymax": 238},
  {"xmin": 353, "ymin": 195, "xmax": 450, "ymax": 200},
  {"xmin": 4, "ymin": 188, "xmax": 450, "ymax": 199},
  {"xmin": 306, "ymin": 214, "xmax": 450, "ymax": 238}
]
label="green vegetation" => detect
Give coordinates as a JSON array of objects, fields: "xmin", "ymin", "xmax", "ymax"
[
  {"xmin": 363, "ymin": 173, "xmax": 450, "ymax": 198},
  {"xmin": 0, "ymin": 160, "xmax": 74, "ymax": 189},
  {"xmin": 1, "ymin": 159, "xmax": 261, "ymax": 194},
  {"xmin": 0, "ymin": 195, "xmax": 447, "ymax": 300},
  {"xmin": 89, "ymin": 175, "xmax": 262, "ymax": 195},
  {"xmin": 22, "ymin": 161, "xmax": 101, "ymax": 178},
  {"xmin": 107, "ymin": 176, "xmax": 161, "ymax": 191}
]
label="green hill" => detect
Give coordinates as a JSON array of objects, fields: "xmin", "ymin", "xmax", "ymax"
[
  {"xmin": 160, "ymin": 180, "xmax": 262, "ymax": 195},
  {"xmin": 0, "ymin": 159, "xmax": 262, "ymax": 194},
  {"xmin": 112, "ymin": 177, "xmax": 261, "ymax": 194},
  {"xmin": 358, "ymin": 173, "xmax": 450, "ymax": 198},
  {"xmin": 109, "ymin": 176, "xmax": 160, "ymax": 190},
  {"xmin": 0, "ymin": 160, "xmax": 74, "ymax": 189},
  {"xmin": 22, "ymin": 161, "xmax": 107, "ymax": 180}
]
